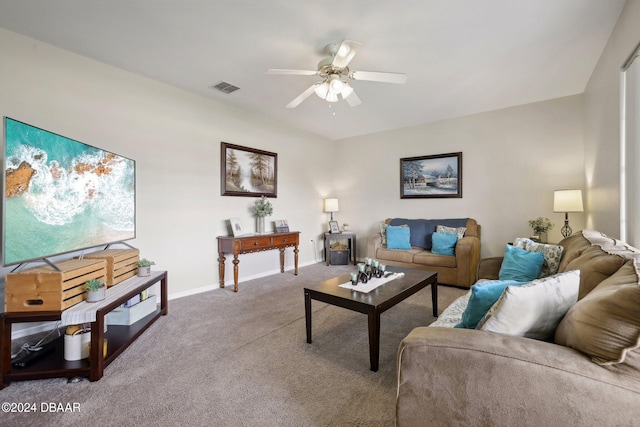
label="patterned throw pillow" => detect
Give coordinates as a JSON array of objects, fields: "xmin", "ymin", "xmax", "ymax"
[
  {"xmin": 436, "ymin": 225, "xmax": 466, "ymax": 240},
  {"xmin": 513, "ymin": 237, "xmax": 564, "ymax": 277},
  {"xmin": 380, "ymin": 223, "xmax": 389, "ymax": 247}
]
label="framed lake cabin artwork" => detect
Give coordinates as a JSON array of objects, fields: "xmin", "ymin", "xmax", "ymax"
[
  {"xmin": 221, "ymin": 142, "xmax": 277, "ymax": 197},
  {"xmin": 400, "ymin": 152, "xmax": 462, "ymax": 199}
]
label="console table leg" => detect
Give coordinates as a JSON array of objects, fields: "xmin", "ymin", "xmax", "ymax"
[
  {"xmin": 279, "ymin": 248, "xmax": 285, "ymax": 273},
  {"xmin": 294, "ymin": 246, "xmax": 299, "ymax": 275},
  {"xmin": 232, "ymin": 256, "xmax": 239, "ymax": 292},
  {"xmin": 218, "ymin": 253, "xmax": 226, "ymax": 289}
]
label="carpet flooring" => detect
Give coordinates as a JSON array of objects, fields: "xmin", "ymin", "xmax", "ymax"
[{"xmin": 0, "ymin": 263, "xmax": 465, "ymax": 427}]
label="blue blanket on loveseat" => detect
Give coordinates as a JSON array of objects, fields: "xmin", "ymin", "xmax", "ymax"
[{"xmin": 390, "ymin": 218, "xmax": 469, "ymax": 250}]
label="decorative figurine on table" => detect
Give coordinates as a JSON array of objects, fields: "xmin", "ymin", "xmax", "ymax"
[
  {"xmin": 365, "ymin": 258, "xmax": 374, "ymax": 280},
  {"xmin": 357, "ymin": 263, "xmax": 368, "ymax": 284},
  {"xmin": 350, "ymin": 272, "xmax": 358, "ymax": 286}
]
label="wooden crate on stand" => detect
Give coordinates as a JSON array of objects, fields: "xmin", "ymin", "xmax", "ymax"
[
  {"xmin": 5, "ymin": 258, "xmax": 107, "ymax": 312},
  {"xmin": 81, "ymin": 248, "xmax": 140, "ymax": 287}
]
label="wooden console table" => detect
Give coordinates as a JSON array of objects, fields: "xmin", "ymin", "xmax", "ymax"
[{"xmin": 217, "ymin": 232, "xmax": 300, "ymax": 292}]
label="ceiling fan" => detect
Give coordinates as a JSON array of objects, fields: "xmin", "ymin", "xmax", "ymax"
[{"xmin": 266, "ymin": 40, "xmax": 407, "ymax": 108}]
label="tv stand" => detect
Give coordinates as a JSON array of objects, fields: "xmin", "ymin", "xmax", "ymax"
[{"xmin": 0, "ymin": 271, "xmax": 168, "ymax": 389}]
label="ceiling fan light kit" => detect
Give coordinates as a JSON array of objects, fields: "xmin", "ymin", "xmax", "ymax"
[{"xmin": 267, "ymin": 40, "xmax": 407, "ymax": 108}]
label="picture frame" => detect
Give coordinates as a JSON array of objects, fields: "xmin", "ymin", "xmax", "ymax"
[
  {"xmin": 400, "ymin": 152, "xmax": 462, "ymax": 199},
  {"xmin": 229, "ymin": 218, "xmax": 244, "ymax": 236},
  {"xmin": 221, "ymin": 142, "xmax": 277, "ymax": 197},
  {"xmin": 329, "ymin": 220, "xmax": 341, "ymax": 234},
  {"xmin": 275, "ymin": 219, "xmax": 290, "ymax": 233}
]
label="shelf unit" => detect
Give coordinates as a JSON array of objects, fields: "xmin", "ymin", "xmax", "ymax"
[{"xmin": 0, "ymin": 271, "xmax": 168, "ymax": 388}]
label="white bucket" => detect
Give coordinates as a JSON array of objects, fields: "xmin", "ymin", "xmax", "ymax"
[{"xmin": 64, "ymin": 331, "xmax": 91, "ymax": 361}]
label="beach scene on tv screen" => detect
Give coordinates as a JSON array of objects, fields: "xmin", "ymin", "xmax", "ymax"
[{"xmin": 3, "ymin": 118, "xmax": 135, "ymax": 265}]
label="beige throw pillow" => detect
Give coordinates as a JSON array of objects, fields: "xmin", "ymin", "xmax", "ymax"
[{"xmin": 555, "ymin": 261, "xmax": 640, "ymax": 365}]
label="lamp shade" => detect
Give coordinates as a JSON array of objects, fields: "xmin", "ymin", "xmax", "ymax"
[
  {"xmin": 323, "ymin": 198, "xmax": 339, "ymax": 213},
  {"xmin": 553, "ymin": 190, "xmax": 584, "ymax": 212}
]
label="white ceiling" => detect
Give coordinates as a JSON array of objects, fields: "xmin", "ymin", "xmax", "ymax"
[{"xmin": 0, "ymin": 0, "xmax": 627, "ymax": 140}]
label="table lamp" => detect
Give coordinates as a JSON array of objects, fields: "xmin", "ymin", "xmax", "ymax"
[
  {"xmin": 323, "ymin": 198, "xmax": 339, "ymax": 220},
  {"xmin": 554, "ymin": 189, "xmax": 583, "ymax": 238}
]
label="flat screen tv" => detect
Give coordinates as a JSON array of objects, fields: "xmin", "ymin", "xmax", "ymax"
[{"xmin": 2, "ymin": 117, "xmax": 136, "ymax": 266}]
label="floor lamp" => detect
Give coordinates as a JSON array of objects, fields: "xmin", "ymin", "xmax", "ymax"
[{"xmin": 554, "ymin": 189, "xmax": 584, "ymax": 238}]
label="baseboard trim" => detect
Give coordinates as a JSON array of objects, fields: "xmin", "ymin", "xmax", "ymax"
[{"xmin": 168, "ymin": 260, "xmax": 317, "ymax": 300}]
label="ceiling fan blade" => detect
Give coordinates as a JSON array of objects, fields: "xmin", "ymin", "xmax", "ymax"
[
  {"xmin": 344, "ymin": 90, "xmax": 362, "ymax": 107},
  {"xmin": 331, "ymin": 40, "xmax": 362, "ymax": 69},
  {"xmin": 266, "ymin": 69, "xmax": 318, "ymax": 76},
  {"xmin": 286, "ymin": 83, "xmax": 320, "ymax": 108},
  {"xmin": 350, "ymin": 70, "xmax": 407, "ymax": 84}
]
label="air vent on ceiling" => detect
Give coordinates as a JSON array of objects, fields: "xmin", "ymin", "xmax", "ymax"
[{"xmin": 210, "ymin": 81, "xmax": 240, "ymax": 94}]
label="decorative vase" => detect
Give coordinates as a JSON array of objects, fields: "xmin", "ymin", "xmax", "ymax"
[
  {"xmin": 256, "ymin": 216, "xmax": 265, "ymax": 234},
  {"xmin": 86, "ymin": 287, "xmax": 106, "ymax": 303},
  {"xmin": 138, "ymin": 266, "xmax": 151, "ymax": 277},
  {"xmin": 537, "ymin": 231, "xmax": 548, "ymax": 244}
]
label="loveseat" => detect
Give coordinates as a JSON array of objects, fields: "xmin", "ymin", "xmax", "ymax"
[
  {"xmin": 366, "ymin": 218, "xmax": 480, "ymax": 288},
  {"xmin": 395, "ymin": 230, "xmax": 640, "ymax": 426}
]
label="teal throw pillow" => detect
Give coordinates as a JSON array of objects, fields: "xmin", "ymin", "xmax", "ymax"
[
  {"xmin": 498, "ymin": 244, "xmax": 545, "ymax": 282},
  {"xmin": 455, "ymin": 279, "xmax": 525, "ymax": 329},
  {"xmin": 386, "ymin": 226, "xmax": 412, "ymax": 250},
  {"xmin": 431, "ymin": 232, "xmax": 457, "ymax": 256}
]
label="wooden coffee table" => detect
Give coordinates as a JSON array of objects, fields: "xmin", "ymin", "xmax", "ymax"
[{"xmin": 304, "ymin": 267, "xmax": 438, "ymax": 371}]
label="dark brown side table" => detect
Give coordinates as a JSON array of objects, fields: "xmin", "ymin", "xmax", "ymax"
[{"xmin": 324, "ymin": 232, "xmax": 356, "ymax": 266}]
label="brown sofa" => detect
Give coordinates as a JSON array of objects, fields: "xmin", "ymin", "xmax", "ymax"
[
  {"xmin": 366, "ymin": 218, "xmax": 480, "ymax": 288},
  {"xmin": 395, "ymin": 231, "xmax": 640, "ymax": 426}
]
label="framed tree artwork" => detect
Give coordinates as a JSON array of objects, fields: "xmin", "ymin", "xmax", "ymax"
[
  {"xmin": 400, "ymin": 152, "xmax": 462, "ymax": 199},
  {"xmin": 221, "ymin": 142, "xmax": 277, "ymax": 197}
]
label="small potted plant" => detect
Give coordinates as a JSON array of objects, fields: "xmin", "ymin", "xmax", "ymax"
[
  {"xmin": 136, "ymin": 258, "xmax": 155, "ymax": 277},
  {"xmin": 528, "ymin": 217, "xmax": 554, "ymax": 243},
  {"xmin": 250, "ymin": 195, "xmax": 273, "ymax": 234},
  {"xmin": 85, "ymin": 278, "xmax": 106, "ymax": 303}
]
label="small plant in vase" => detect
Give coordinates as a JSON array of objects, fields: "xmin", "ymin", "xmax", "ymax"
[
  {"xmin": 136, "ymin": 258, "xmax": 155, "ymax": 277},
  {"xmin": 85, "ymin": 278, "xmax": 106, "ymax": 303},
  {"xmin": 250, "ymin": 195, "xmax": 273, "ymax": 234},
  {"xmin": 528, "ymin": 217, "xmax": 554, "ymax": 243}
]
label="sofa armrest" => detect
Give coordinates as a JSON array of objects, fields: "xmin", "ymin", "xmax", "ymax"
[
  {"xmin": 477, "ymin": 256, "xmax": 503, "ymax": 280},
  {"xmin": 366, "ymin": 233, "xmax": 382, "ymax": 259},
  {"xmin": 453, "ymin": 235, "xmax": 480, "ymax": 287},
  {"xmin": 396, "ymin": 327, "xmax": 640, "ymax": 426}
]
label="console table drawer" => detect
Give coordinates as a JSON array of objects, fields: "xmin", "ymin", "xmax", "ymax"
[
  {"xmin": 272, "ymin": 235, "xmax": 297, "ymax": 245},
  {"xmin": 239, "ymin": 237, "xmax": 272, "ymax": 250}
]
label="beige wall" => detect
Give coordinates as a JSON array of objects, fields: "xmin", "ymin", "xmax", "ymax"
[
  {"xmin": 0, "ymin": 28, "xmax": 334, "ymax": 299},
  {"xmin": 332, "ymin": 96, "xmax": 585, "ymax": 257},
  {"xmin": 583, "ymin": 0, "xmax": 640, "ymax": 238}
]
